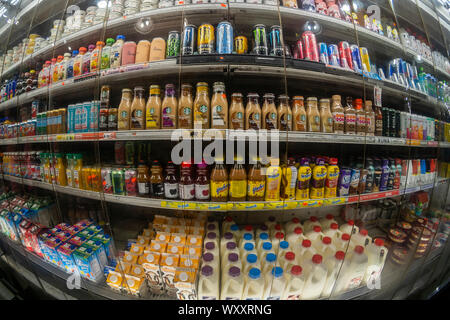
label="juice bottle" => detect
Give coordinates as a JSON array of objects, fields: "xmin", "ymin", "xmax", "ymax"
[
  {"xmin": 211, "ymin": 82, "xmax": 228, "ymax": 129},
  {"xmin": 247, "ymin": 157, "xmax": 265, "ymax": 201},
  {"xmin": 130, "ymin": 86, "xmax": 146, "ymax": 130},
  {"xmin": 179, "ymin": 161, "xmax": 195, "ymax": 200},
  {"xmin": 82, "ymin": 44, "xmax": 95, "ymax": 74},
  {"xmin": 42, "ymin": 153, "xmax": 50, "ymax": 183},
  {"xmin": 66, "ymin": 50, "xmax": 77, "ymax": 79},
  {"xmin": 229, "ymin": 93, "xmax": 245, "ymax": 130},
  {"xmin": 292, "ymin": 96, "xmax": 306, "ymax": 131},
  {"xmin": 72, "ymin": 154, "xmax": 83, "ymax": 189},
  {"xmin": 161, "ymin": 84, "xmax": 177, "ymax": 129},
  {"xmin": 49, "ymin": 154, "xmax": 57, "ymax": 185},
  {"xmin": 164, "ymin": 161, "xmax": 179, "ymax": 199},
  {"xmin": 229, "ymin": 158, "xmax": 247, "ymax": 202},
  {"xmin": 354, "ymin": 98, "xmax": 366, "ymax": 135},
  {"xmin": 295, "ymin": 157, "xmax": 312, "ymax": 200},
  {"xmin": 193, "ymin": 82, "xmax": 210, "ymax": 129},
  {"xmin": 245, "ymin": 93, "xmax": 262, "ymax": 130},
  {"xmin": 265, "ymin": 158, "xmax": 282, "ymax": 201},
  {"xmin": 150, "ymin": 160, "xmax": 164, "ymax": 198},
  {"xmin": 90, "ymin": 41, "xmax": 104, "ymax": 72},
  {"xmin": 101, "ymin": 38, "xmax": 115, "ymax": 70},
  {"xmin": 344, "ymin": 96, "xmax": 356, "ymax": 134},
  {"xmin": 118, "ymin": 88, "xmax": 132, "ymax": 130},
  {"xmin": 319, "ymin": 98, "xmax": 333, "ymax": 133},
  {"xmin": 60, "ymin": 53, "xmax": 70, "ymax": 81},
  {"xmin": 54, "ymin": 153, "xmax": 67, "ymax": 186},
  {"xmin": 331, "ymin": 95, "xmax": 344, "ymax": 134},
  {"xmin": 324, "ymin": 158, "xmax": 339, "ymax": 198},
  {"xmin": 374, "ymin": 104, "xmax": 383, "ymax": 136},
  {"xmin": 145, "ymin": 85, "xmax": 161, "ymax": 129},
  {"xmin": 195, "ymin": 161, "xmax": 210, "ymax": 201},
  {"xmin": 137, "ymin": 164, "xmax": 150, "ymax": 196},
  {"xmin": 261, "ymin": 93, "xmax": 277, "ymax": 130},
  {"xmin": 306, "ymin": 97, "xmax": 320, "ymax": 132},
  {"xmin": 52, "ymin": 56, "xmax": 63, "ymax": 83},
  {"xmin": 178, "ymin": 84, "xmax": 193, "ymax": 129},
  {"xmin": 49, "ymin": 58, "xmax": 57, "ymax": 84},
  {"xmin": 149, "ymin": 37, "xmax": 166, "ymax": 61},
  {"xmin": 65, "ymin": 154, "xmax": 73, "ymax": 187},
  {"xmin": 278, "ymin": 95, "xmax": 292, "ymax": 131},
  {"xmin": 73, "ymin": 47, "xmax": 86, "ymax": 77},
  {"xmin": 110, "ymin": 35, "xmax": 125, "ymax": 68},
  {"xmin": 211, "ymin": 158, "xmax": 229, "ymax": 202},
  {"xmin": 121, "ymin": 41, "xmax": 137, "ymax": 66},
  {"xmin": 81, "ymin": 166, "xmax": 92, "ymax": 190}
]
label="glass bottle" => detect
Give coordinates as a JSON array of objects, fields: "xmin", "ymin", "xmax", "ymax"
[
  {"xmin": 210, "ymin": 159, "xmax": 229, "ymax": 202},
  {"xmin": 150, "ymin": 160, "xmax": 164, "ymax": 198},
  {"xmin": 193, "ymin": 82, "xmax": 210, "ymax": 129},
  {"xmin": 354, "ymin": 98, "xmax": 366, "ymax": 135},
  {"xmin": 145, "ymin": 85, "xmax": 161, "ymax": 129},
  {"xmin": 179, "ymin": 161, "xmax": 195, "ymax": 200},
  {"xmin": 365, "ymin": 100, "xmax": 375, "ymax": 136},
  {"xmin": 211, "ymin": 82, "xmax": 228, "ymax": 129},
  {"xmin": 319, "ymin": 98, "xmax": 333, "ymax": 133},
  {"xmin": 162, "ymin": 84, "xmax": 177, "ymax": 129},
  {"xmin": 245, "ymin": 93, "xmax": 262, "ymax": 130},
  {"xmin": 292, "ymin": 96, "xmax": 307, "ymax": 131},
  {"xmin": 164, "ymin": 161, "xmax": 179, "ymax": 199},
  {"xmin": 278, "ymin": 94, "xmax": 292, "ymax": 131},
  {"xmin": 229, "ymin": 158, "xmax": 247, "ymax": 202},
  {"xmin": 178, "ymin": 84, "xmax": 193, "ymax": 129},
  {"xmin": 374, "ymin": 104, "xmax": 383, "ymax": 136},
  {"xmin": 262, "ymin": 93, "xmax": 277, "ymax": 130},
  {"xmin": 306, "ymin": 97, "xmax": 320, "ymax": 132},
  {"xmin": 130, "ymin": 86, "xmax": 146, "ymax": 130},
  {"xmin": 195, "ymin": 161, "xmax": 210, "ymax": 201},
  {"xmin": 229, "ymin": 93, "xmax": 245, "ymax": 130},
  {"xmin": 247, "ymin": 157, "xmax": 266, "ymax": 201},
  {"xmin": 118, "ymin": 88, "xmax": 132, "ymax": 130},
  {"xmin": 344, "ymin": 96, "xmax": 356, "ymax": 134},
  {"xmin": 331, "ymin": 95, "xmax": 345, "ymax": 134}
]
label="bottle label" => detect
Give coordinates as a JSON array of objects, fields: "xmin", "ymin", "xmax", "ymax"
[
  {"xmin": 211, "ymin": 181, "xmax": 229, "ymax": 198},
  {"xmin": 248, "ymin": 112, "xmax": 261, "ymax": 130},
  {"xmin": 212, "ymin": 105, "xmax": 225, "ymax": 127},
  {"xmin": 162, "ymin": 107, "xmax": 175, "ymax": 128},
  {"xmin": 247, "ymin": 181, "xmax": 265, "ymax": 197},
  {"xmin": 138, "ymin": 182, "xmax": 149, "ymax": 195},
  {"xmin": 265, "ymin": 112, "xmax": 277, "ymax": 130},
  {"xmin": 66, "ymin": 170, "xmax": 72, "ymax": 186},
  {"xmin": 164, "ymin": 183, "xmax": 179, "ymax": 199},
  {"xmin": 230, "ymin": 180, "xmax": 247, "ymax": 198},
  {"xmin": 151, "ymin": 183, "xmax": 164, "ymax": 197},
  {"xmin": 195, "ymin": 184, "xmax": 210, "ymax": 200},
  {"xmin": 179, "ymin": 184, "xmax": 195, "ymax": 200}
]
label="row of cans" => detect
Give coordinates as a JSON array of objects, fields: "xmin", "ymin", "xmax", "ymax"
[
  {"xmin": 101, "ymin": 167, "xmax": 138, "ymax": 196},
  {"xmin": 0, "ymin": 120, "xmax": 36, "ymax": 139},
  {"xmin": 317, "ymin": 41, "xmax": 371, "ymax": 73}
]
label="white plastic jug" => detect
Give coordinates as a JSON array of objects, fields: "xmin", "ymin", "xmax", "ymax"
[
  {"xmin": 349, "ymin": 229, "xmax": 372, "ymax": 250},
  {"xmin": 323, "ymin": 223, "xmax": 341, "ymax": 240},
  {"xmin": 202, "ymin": 251, "xmax": 219, "ymax": 270},
  {"xmin": 220, "ymin": 232, "xmax": 235, "ymax": 251},
  {"xmin": 243, "ymin": 253, "xmax": 261, "ymax": 275},
  {"xmin": 256, "ymin": 232, "xmax": 270, "ymax": 252},
  {"xmin": 205, "ymin": 231, "xmax": 220, "ymax": 250},
  {"xmin": 363, "ymin": 239, "xmax": 388, "ymax": 286},
  {"xmin": 221, "ymin": 251, "xmax": 241, "ymax": 272},
  {"xmin": 321, "ymin": 250, "xmax": 346, "ymax": 298},
  {"xmin": 271, "ymin": 232, "xmax": 285, "ymax": 251},
  {"xmin": 262, "ymin": 253, "xmax": 278, "ymax": 275},
  {"xmin": 258, "ymin": 241, "xmax": 275, "ymax": 261},
  {"xmin": 279, "ymin": 251, "xmax": 297, "ymax": 271},
  {"xmin": 285, "ymin": 217, "xmax": 303, "ymax": 235},
  {"xmin": 333, "ymin": 245, "xmax": 368, "ymax": 295},
  {"xmin": 221, "ymin": 241, "xmax": 239, "ymax": 261},
  {"xmin": 221, "ymin": 266, "xmax": 244, "ymax": 300},
  {"xmin": 302, "ymin": 254, "xmax": 328, "ymax": 300},
  {"xmin": 320, "ymin": 214, "xmax": 338, "ymax": 230},
  {"xmin": 336, "ymin": 233, "xmax": 351, "ymax": 252},
  {"xmin": 269, "ymin": 223, "xmax": 284, "ymax": 238},
  {"xmin": 203, "ymin": 241, "xmax": 220, "ymax": 259},
  {"xmin": 239, "ymin": 233, "xmax": 255, "ymax": 252},
  {"xmin": 256, "ymin": 225, "xmax": 270, "ymax": 238},
  {"xmin": 263, "ymin": 266, "xmax": 286, "ymax": 300},
  {"xmin": 339, "ymin": 219, "xmax": 359, "ymax": 235},
  {"xmin": 297, "ymin": 239, "xmax": 316, "ymax": 266},
  {"xmin": 283, "ymin": 265, "xmax": 305, "ymax": 300},
  {"xmin": 222, "ymin": 216, "xmax": 235, "ymax": 234},
  {"xmin": 303, "ymin": 216, "xmax": 321, "ymax": 233},
  {"xmin": 197, "ymin": 265, "xmax": 220, "ymax": 300},
  {"xmin": 286, "ymin": 227, "xmax": 305, "ymax": 246},
  {"xmin": 277, "ymin": 240, "xmax": 290, "ymax": 259},
  {"xmin": 242, "ymin": 268, "xmax": 265, "ymax": 300},
  {"xmin": 314, "ymin": 236, "xmax": 337, "ymax": 259},
  {"xmin": 241, "ymin": 242, "xmax": 257, "ymax": 263},
  {"xmin": 305, "ymin": 225, "xmax": 324, "ymax": 245}
]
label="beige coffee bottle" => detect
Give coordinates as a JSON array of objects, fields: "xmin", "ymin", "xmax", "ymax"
[
  {"xmin": 306, "ymin": 97, "xmax": 320, "ymax": 132},
  {"xmin": 145, "ymin": 85, "xmax": 162, "ymax": 129},
  {"xmin": 278, "ymin": 94, "xmax": 292, "ymax": 131},
  {"xmin": 161, "ymin": 84, "xmax": 177, "ymax": 129},
  {"xmin": 344, "ymin": 97, "xmax": 356, "ymax": 134},
  {"xmin": 319, "ymin": 98, "xmax": 333, "ymax": 133},
  {"xmin": 149, "ymin": 38, "xmax": 166, "ymax": 62},
  {"xmin": 229, "ymin": 93, "xmax": 245, "ymax": 130},
  {"xmin": 130, "ymin": 86, "xmax": 146, "ymax": 130},
  {"xmin": 354, "ymin": 98, "xmax": 366, "ymax": 135},
  {"xmin": 135, "ymin": 40, "xmax": 151, "ymax": 64},
  {"xmin": 365, "ymin": 100, "xmax": 375, "ymax": 136},
  {"xmin": 211, "ymin": 82, "xmax": 228, "ymax": 129},
  {"xmin": 178, "ymin": 84, "xmax": 193, "ymax": 129},
  {"xmin": 292, "ymin": 96, "xmax": 307, "ymax": 131},
  {"xmin": 262, "ymin": 93, "xmax": 277, "ymax": 130},
  {"xmin": 331, "ymin": 95, "xmax": 345, "ymax": 134},
  {"xmin": 118, "ymin": 88, "xmax": 132, "ymax": 130},
  {"xmin": 193, "ymin": 82, "xmax": 210, "ymax": 129},
  {"xmin": 245, "ymin": 93, "xmax": 262, "ymax": 130}
]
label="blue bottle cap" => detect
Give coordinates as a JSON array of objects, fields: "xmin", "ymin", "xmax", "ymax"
[
  {"xmin": 271, "ymin": 266, "xmax": 283, "ymax": 277},
  {"xmin": 116, "ymin": 35, "xmax": 125, "ymax": 41},
  {"xmin": 247, "ymin": 254, "xmax": 257, "ymax": 264},
  {"xmin": 230, "ymin": 224, "xmax": 239, "ymax": 232},
  {"xmin": 259, "ymin": 232, "xmax": 269, "ymax": 240},
  {"xmin": 72, "ymin": 50, "xmax": 79, "ymax": 56},
  {"xmin": 262, "ymin": 242, "xmax": 272, "ymax": 251},
  {"xmin": 266, "ymin": 253, "xmax": 277, "ymax": 263},
  {"xmin": 243, "ymin": 233, "xmax": 253, "ymax": 241},
  {"xmin": 279, "ymin": 241, "xmax": 289, "ymax": 250},
  {"xmin": 248, "ymin": 268, "xmax": 261, "ymax": 279},
  {"xmin": 244, "ymin": 242, "xmax": 254, "ymax": 251}
]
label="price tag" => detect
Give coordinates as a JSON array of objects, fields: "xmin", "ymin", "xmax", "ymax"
[
  {"xmin": 101, "ymin": 132, "xmax": 117, "ymax": 140},
  {"xmin": 265, "ymin": 201, "xmax": 288, "ymax": 210},
  {"xmin": 374, "ymin": 85, "xmax": 382, "ymax": 107},
  {"xmin": 233, "ymin": 203, "xmax": 265, "ymax": 211},
  {"xmin": 324, "ymin": 198, "xmax": 346, "ymax": 206},
  {"xmin": 300, "ymin": 200, "xmax": 323, "ymax": 208},
  {"xmin": 196, "ymin": 203, "xmax": 228, "ymax": 211}
]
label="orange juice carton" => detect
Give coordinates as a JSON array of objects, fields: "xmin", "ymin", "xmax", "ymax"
[
  {"xmin": 141, "ymin": 228, "xmax": 153, "ymax": 238},
  {"xmin": 174, "ymin": 268, "xmax": 198, "ymax": 300},
  {"xmin": 166, "ymin": 243, "xmax": 184, "ymax": 255},
  {"xmin": 136, "ymin": 235, "xmax": 150, "ymax": 246},
  {"xmin": 115, "ymin": 261, "xmax": 131, "ymax": 274},
  {"xmin": 170, "ymin": 233, "xmax": 187, "ymax": 245},
  {"xmin": 183, "ymin": 245, "xmax": 202, "ymax": 257},
  {"xmin": 186, "ymin": 234, "xmax": 203, "ymax": 247},
  {"xmin": 149, "ymin": 240, "xmax": 167, "ymax": 253},
  {"xmin": 129, "ymin": 264, "xmax": 146, "ymax": 278},
  {"xmin": 106, "ymin": 270, "xmax": 124, "ymax": 292},
  {"xmin": 155, "ymin": 231, "xmax": 171, "ymax": 243},
  {"xmin": 123, "ymin": 274, "xmax": 147, "ymax": 296},
  {"xmin": 160, "ymin": 253, "xmax": 180, "ymax": 296},
  {"xmin": 141, "ymin": 251, "xmax": 164, "ymax": 294},
  {"xmin": 179, "ymin": 254, "xmax": 200, "ymax": 270},
  {"xmin": 122, "ymin": 251, "xmax": 139, "ymax": 264},
  {"xmin": 129, "ymin": 243, "xmax": 145, "ymax": 256}
]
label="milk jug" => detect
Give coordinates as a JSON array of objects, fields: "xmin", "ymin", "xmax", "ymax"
[
  {"xmin": 221, "ymin": 266, "xmax": 244, "ymax": 300},
  {"xmin": 349, "ymin": 229, "xmax": 372, "ymax": 250},
  {"xmin": 336, "ymin": 233, "xmax": 351, "ymax": 251},
  {"xmin": 202, "ymin": 252, "xmax": 219, "ymax": 270},
  {"xmin": 222, "ymin": 216, "xmax": 235, "ymax": 234},
  {"xmin": 243, "ymin": 253, "xmax": 261, "ymax": 275},
  {"xmin": 270, "ymin": 223, "xmax": 284, "ymax": 238},
  {"xmin": 256, "ymin": 225, "xmax": 270, "ymax": 238},
  {"xmin": 320, "ymin": 214, "xmax": 338, "ymax": 230},
  {"xmin": 241, "ymin": 242, "xmax": 257, "ymax": 262},
  {"xmin": 242, "ymin": 268, "xmax": 265, "ymax": 300},
  {"xmin": 263, "ymin": 267, "xmax": 286, "ymax": 300},
  {"xmin": 239, "ymin": 233, "xmax": 255, "ymax": 251},
  {"xmin": 321, "ymin": 250, "xmax": 345, "ymax": 297},
  {"xmin": 220, "ymin": 233, "xmax": 235, "ymax": 252},
  {"xmin": 259, "ymin": 242, "xmax": 275, "ymax": 261},
  {"xmin": 323, "ymin": 223, "xmax": 341, "ymax": 240},
  {"xmin": 280, "ymin": 251, "xmax": 297, "ymax": 271},
  {"xmin": 203, "ymin": 241, "xmax": 219, "ymax": 259},
  {"xmin": 198, "ymin": 265, "xmax": 220, "ymax": 300},
  {"xmin": 340, "ymin": 219, "xmax": 359, "ymax": 235},
  {"xmin": 221, "ymin": 252, "xmax": 242, "ymax": 273},
  {"xmin": 222, "ymin": 241, "xmax": 239, "ymax": 258},
  {"xmin": 305, "ymin": 225, "xmax": 324, "ymax": 244},
  {"xmin": 297, "ymin": 239, "xmax": 316, "ymax": 266},
  {"xmin": 283, "ymin": 265, "xmax": 305, "ymax": 300},
  {"xmin": 271, "ymin": 232, "xmax": 285, "ymax": 251},
  {"xmin": 303, "ymin": 216, "xmax": 321, "ymax": 233},
  {"xmin": 302, "ymin": 254, "xmax": 328, "ymax": 300},
  {"xmin": 363, "ymin": 239, "xmax": 388, "ymax": 286},
  {"xmin": 286, "ymin": 227, "xmax": 305, "ymax": 245},
  {"xmin": 277, "ymin": 240, "xmax": 290, "ymax": 259},
  {"xmin": 256, "ymin": 233, "xmax": 270, "ymax": 251},
  {"xmin": 315, "ymin": 236, "xmax": 337, "ymax": 259},
  {"xmin": 262, "ymin": 253, "xmax": 278, "ymax": 275},
  {"xmin": 333, "ymin": 245, "xmax": 368, "ymax": 295},
  {"xmin": 285, "ymin": 217, "xmax": 302, "ymax": 235},
  {"xmin": 205, "ymin": 231, "xmax": 219, "ymax": 250}
]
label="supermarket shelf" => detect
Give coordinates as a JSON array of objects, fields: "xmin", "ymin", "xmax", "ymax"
[{"xmin": 2, "ymin": 175, "xmax": 447, "ymax": 212}]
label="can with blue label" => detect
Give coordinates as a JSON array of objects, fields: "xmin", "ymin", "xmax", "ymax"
[
  {"xmin": 182, "ymin": 24, "xmax": 196, "ymax": 55},
  {"xmin": 318, "ymin": 42, "xmax": 329, "ymax": 64},
  {"xmin": 216, "ymin": 21, "xmax": 233, "ymax": 54},
  {"xmin": 269, "ymin": 25, "xmax": 283, "ymax": 56},
  {"xmin": 328, "ymin": 44, "xmax": 340, "ymax": 66},
  {"xmin": 350, "ymin": 44, "xmax": 362, "ymax": 71}
]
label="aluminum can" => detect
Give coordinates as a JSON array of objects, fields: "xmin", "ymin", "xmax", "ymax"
[
  {"xmin": 338, "ymin": 41, "xmax": 353, "ymax": 69},
  {"xmin": 182, "ymin": 24, "xmax": 196, "ymax": 55},
  {"xmin": 101, "ymin": 167, "xmax": 113, "ymax": 194},
  {"xmin": 114, "ymin": 141, "xmax": 125, "ymax": 165},
  {"xmin": 359, "ymin": 47, "xmax": 371, "ymax": 72},
  {"xmin": 268, "ymin": 25, "xmax": 283, "ymax": 56},
  {"xmin": 166, "ymin": 31, "xmax": 181, "ymax": 57},
  {"xmin": 327, "ymin": 44, "xmax": 340, "ymax": 66},
  {"xmin": 112, "ymin": 168, "xmax": 125, "ymax": 195},
  {"xmin": 125, "ymin": 141, "xmax": 135, "ymax": 165},
  {"xmin": 293, "ymin": 39, "xmax": 304, "ymax": 59},
  {"xmin": 301, "ymin": 31, "xmax": 318, "ymax": 62},
  {"xmin": 198, "ymin": 23, "xmax": 214, "ymax": 54},
  {"xmin": 253, "ymin": 24, "xmax": 268, "ymax": 55},
  {"xmin": 216, "ymin": 21, "xmax": 233, "ymax": 54},
  {"xmin": 124, "ymin": 167, "xmax": 138, "ymax": 196},
  {"xmin": 301, "ymin": 0, "xmax": 315, "ymax": 11},
  {"xmin": 234, "ymin": 36, "xmax": 248, "ymax": 54},
  {"xmin": 350, "ymin": 44, "xmax": 362, "ymax": 71},
  {"xmin": 318, "ymin": 42, "xmax": 329, "ymax": 64}
]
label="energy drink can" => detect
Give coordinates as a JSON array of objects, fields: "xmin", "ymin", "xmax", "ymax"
[
  {"xmin": 302, "ymin": 31, "xmax": 319, "ymax": 62},
  {"xmin": 389, "ymin": 109, "xmax": 396, "ymax": 137},
  {"xmin": 268, "ymin": 25, "xmax": 283, "ymax": 56},
  {"xmin": 234, "ymin": 36, "xmax": 248, "ymax": 54},
  {"xmin": 350, "ymin": 44, "xmax": 362, "ymax": 71},
  {"xmin": 111, "ymin": 168, "xmax": 125, "ymax": 195},
  {"xmin": 198, "ymin": 23, "xmax": 214, "ymax": 54},
  {"xmin": 182, "ymin": 25, "xmax": 196, "ymax": 55},
  {"xmin": 327, "ymin": 44, "xmax": 340, "ymax": 66},
  {"xmin": 293, "ymin": 39, "xmax": 304, "ymax": 59},
  {"xmin": 318, "ymin": 42, "xmax": 329, "ymax": 64},
  {"xmin": 124, "ymin": 168, "xmax": 138, "ymax": 197},
  {"xmin": 338, "ymin": 168, "xmax": 352, "ymax": 197},
  {"xmin": 166, "ymin": 31, "xmax": 181, "ymax": 57},
  {"xmin": 253, "ymin": 24, "xmax": 268, "ymax": 55},
  {"xmin": 125, "ymin": 141, "xmax": 135, "ymax": 165},
  {"xmin": 216, "ymin": 21, "xmax": 233, "ymax": 54},
  {"xmin": 114, "ymin": 141, "xmax": 125, "ymax": 165},
  {"xmin": 338, "ymin": 41, "xmax": 352, "ymax": 69},
  {"xmin": 101, "ymin": 167, "xmax": 113, "ymax": 194},
  {"xmin": 381, "ymin": 107, "xmax": 389, "ymax": 137},
  {"xmin": 359, "ymin": 47, "xmax": 371, "ymax": 72}
]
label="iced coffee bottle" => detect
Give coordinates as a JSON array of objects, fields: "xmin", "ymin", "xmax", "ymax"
[
  {"xmin": 306, "ymin": 97, "xmax": 320, "ymax": 132},
  {"xmin": 344, "ymin": 97, "xmax": 356, "ymax": 134},
  {"xmin": 292, "ymin": 96, "xmax": 306, "ymax": 131},
  {"xmin": 365, "ymin": 100, "xmax": 375, "ymax": 136},
  {"xmin": 145, "ymin": 85, "xmax": 161, "ymax": 129},
  {"xmin": 130, "ymin": 86, "xmax": 146, "ymax": 130},
  {"xmin": 211, "ymin": 82, "xmax": 228, "ymax": 129},
  {"xmin": 245, "ymin": 93, "xmax": 262, "ymax": 130},
  {"xmin": 354, "ymin": 98, "xmax": 366, "ymax": 135},
  {"xmin": 229, "ymin": 93, "xmax": 245, "ymax": 130},
  {"xmin": 178, "ymin": 84, "xmax": 193, "ymax": 129},
  {"xmin": 319, "ymin": 98, "xmax": 333, "ymax": 133},
  {"xmin": 262, "ymin": 93, "xmax": 277, "ymax": 130},
  {"xmin": 118, "ymin": 88, "xmax": 132, "ymax": 130},
  {"xmin": 161, "ymin": 84, "xmax": 177, "ymax": 129},
  {"xmin": 278, "ymin": 95, "xmax": 292, "ymax": 131},
  {"xmin": 331, "ymin": 95, "xmax": 345, "ymax": 134},
  {"xmin": 194, "ymin": 82, "xmax": 210, "ymax": 129}
]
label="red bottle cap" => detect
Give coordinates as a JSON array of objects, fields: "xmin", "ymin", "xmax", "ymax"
[
  {"xmin": 292, "ymin": 217, "xmax": 300, "ymax": 224},
  {"xmin": 323, "ymin": 236, "xmax": 331, "ymax": 245},
  {"xmin": 285, "ymin": 252, "xmax": 295, "ymax": 261},
  {"xmin": 275, "ymin": 232, "xmax": 284, "ymax": 239},
  {"xmin": 245, "ymin": 225, "xmax": 253, "ymax": 232},
  {"xmin": 326, "ymin": 214, "xmax": 334, "ymax": 220},
  {"xmin": 310, "ymin": 216, "xmax": 318, "ymax": 222},
  {"xmin": 348, "ymin": 220, "xmax": 354, "ymax": 226},
  {"xmin": 355, "ymin": 245, "xmax": 364, "ymax": 254},
  {"xmin": 312, "ymin": 254, "xmax": 322, "ymax": 264},
  {"xmin": 294, "ymin": 227, "xmax": 303, "ymax": 235},
  {"xmin": 342, "ymin": 233, "xmax": 351, "ymax": 241},
  {"xmin": 360, "ymin": 229, "xmax": 368, "ymax": 236},
  {"xmin": 335, "ymin": 251, "xmax": 345, "ymax": 260},
  {"xmin": 302, "ymin": 239, "xmax": 311, "ymax": 248},
  {"xmin": 291, "ymin": 265, "xmax": 302, "ymax": 275},
  {"xmin": 374, "ymin": 238, "xmax": 384, "ymax": 246},
  {"xmin": 313, "ymin": 226, "xmax": 322, "ymax": 232},
  {"xmin": 275, "ymin": 224, "xmax": 282, "ymax": 230},
  {"xmin": 330, "ymin": 223, "xmax": 338, "ymax": 230}
]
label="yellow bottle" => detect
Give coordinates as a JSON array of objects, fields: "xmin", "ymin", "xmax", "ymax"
[
  {"xmin": 310, "ymin": 158, "xmax": 327, "ymax": 199},
  {"xmin": 295, "ymin": 158, "xmax": 312, "ymax": 200},
  {"xmin": 65, "ymin": 154, "xmax": 73, "ymax": 187},
  {"xmin": 50, "ymin": 154, "xmax": 57, "ymax": 185},
  {"xmin": 281, "ymin": 157, "xmax": 298, "ymax": 200},
  {"xmin": 43, "ymin": 153, "xmax": 51, "ymax": 183},
  {"xmin": 324, "ymin": 158, "xmax": 340, "ymax": 198},
  {"xmin": 265, "ymin": 158, "xmax": 282, "ymax": 201},
  {"xmin": 54, "ymin": 153, "xmax": 67, "ymax": 186},
  {"xmin": 90, "ymin": 166, "xmax": 102, "ymax": 192},
  {"xmin": 72, "ymin": 154, "xmax": 83, "ymax": 189},
  {"xmin": 82, "ymin": 166, "xmax": 92, "ymax": 191}
]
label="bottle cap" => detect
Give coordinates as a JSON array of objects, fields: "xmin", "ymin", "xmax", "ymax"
[
  {"xmin": 266, "ymin": 253, "xmax": 276, "ymax": 263},
  {"xmin": 207, "ymin": 232, "xmax": 216, "ymax": 240},
  {"xmin": 302, "ymin": 239, "xmax": 311, "ymax": 248},
  {"xmin": 201, "ymin": 265, "xmax": 213, "ymax": 276},
  {"xmin": 204, "ymin": 242, "xmax": 215, "ymax": 250},
  {"xmin": 355, "ymin": 245, "xmax": 364, "ymax": 254},
  {"xmin": 360, "ymin": 229, "xmax": 368, "ymax": 236},
  {"xmin": 313, "ymin": 226, "xmax": 322, "ymax": 232},
  {"xmin": 294, "ymin": 227, "xmax": 303, "ymax": 234},
  {"xmin": 347, "ymin": 220, "xmax": 354, "ymax": 226},
  {"xmin": 335, "ymin": 251, "xmax": 345, "ymax": 260},
  {"xmin": 243, "ymin": 233, "xmax": 253, "ymax": 241},
  {"xmin": 312, "ymin": 254, "xmax": 322, "ymax": 264},
  {"xmin": 274, "ymin": 224, "xmax": 282, "ymax": 231},
  {"xmin": 248, "ymin": 268, "xmax": 261, "ymax": 279},
  {"xmin": 310, "ymin": 216, "xmax": 318, "ymax": 222},
  {"xmin": 326, "ymin": 214, "xmax": 334, "ymax": 220},
  {"xmin": 228, "ymin": 253, "xmax": 239, "ymax": 262},
  {"xmin": 259, "ymin": 232, "xmax": 269, "ymax": 240},
  {"xmin": 292, "ymin": 217, "xmax": 300, "ymax": 224},
  {"xmin": 230, "ymin": 224, "xmax": 239, "ymax": 232},
  {"xmin": 275, "ymin": 232, "xmax": 284, "ymax": 239},
  {"xmin": 342, "ymin": 233, "xmax": 351, "ymax": 241},
  {"xmin": 279, "ymin": 241, "xmax": 289, "ymax": 249},
  {"xmin": 247, "ymin": 254, "xmax": 257, "ymax": 264},
  {"xmin": 323, "ymin": 237, "xmax": 332, "ymax": 245},
  {"xmin": 291, "ymin": 265, "xmax": 302, "ymax": 275},
  {"xmin": 262, "ymin": 242, "xmax": 272, "ymax": 250},
  {"xmin": 203, "ymin": 252, "xmax": 214, "ymax": 262},
  {"xmin": 229, "ymin": 266, "xmax": 241, "ymax": 277},
  {"xmin": 374, "ymin": 238, "xmax": 384, "ymax": 247},
  {"xmin": 223, "ymin": 232, "xmax": 233, "ymax": 240},
  {"xmin": 271, "ymin": 266, "xmax": 283, "ymax": 278},
  {"xmin": 285, "ymin": 251, "xmax": 295, "ymax": 261},
  {"xmin": 244, "ymin": 243, "xmax": 254, "ymax": 251},
  {"xmin": 226, "ymin": 242, "xmax": 237, "ymax": 250},
  {"xmin": 330, "ymin": 223, "xmax": 338, "ymax": 230}
]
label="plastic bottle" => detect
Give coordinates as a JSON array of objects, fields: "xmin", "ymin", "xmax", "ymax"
[
  {"xmin": 321, "ymin": 250, "xmax": 346, "ymax": 297},
  {"xmin": 101, "ymin": 38, "xmax": 115, "ymax": 70},
  {"xmin": 265, "ymin": 158, "xmax": 282, "ymax": 201},
  {"xmin": 323, "ymin": 223, "xmax": 341, "ymax": 240},
  {"xmin": 296, "ymin": 157, "xmax": 312, "ymax": 200},
  {"xmin": 305, "ymin": 225, "xmax": 324, "ymax": 244},
  {"xmin": 363, "ymin": 238, "xmax": 388, "ymax": 286},
  {"xmin": 259, "ymin": 242, "xmax": 275, "ymax": 262},
  {"xmin": 49, "ymin": 58, "xmax": 57, "ymax": 84},
  {"xmin": 243, "ymin": 254, "xmax": 261, "ymax": 275},
  {"xmin": 198, "ymin": 265, "xmax": 220, "ymax": 300},
  {"xmin": 52, "ymin": 56, "xmax": 63, "ymax": 83},
  {"xmin": 72, "ymin": 154, "xmax": 83, "ymax": 189},
  {"xmin": 283, "ymin": 265, "xmax": 305, "ymax": 300},
  {"xmin": 73, "ymin": 47, "xmax": 86, "ymax": 77},
  {"xmin": 314, "ymin": 236, "xmax": 337, "ymax": 259},
  {"xmin": 277, "ymin": 241, "xmax": 290, "ymax": 259},
  {"xmin": 263, "ymin": 267, "xmax": 286, "ymax": 300},
  {"xmin": 256, "ymin": 233, "xmax": 270, "ymax": 252},
  {"xmin": 320, "ymin": 214, "xmax": 338, "ymax": 230},
  {"xmin": 271, "ymin": 232, "xmax": 285, "ymax": 251},
  {"xmin": 285, "ymin": 217, "xmax": 302, "ymax": 235},
  {"xmin": 238, "ymin": 232, "xmax": 254, "ymax": 250},
  {"xmin": 220, "ymin": 266, "xmax": 244, "ymax": 300},
  {"xmin": 286, "ymin": 227, "xmax": 305, "ymax": 245},
  {"xmin": 336, "ymin": 233, "xmax": 351, "ymax": 252},
  {"xmin": 349, "ymin": 228, "xmax": 372, "ymax": 250},
  {"xmin": 303, "ymin": 216, "xmax": 321, "ymax": 233},
  {"xmin": 310, "ymin": 158, "xmax": 327, "ymax": 199},
  {"xmin": 255, "ymin": 225, "xmax": 269, "ymax": 239},
  {"xmin": 65, "ymin": 50, "xmax": 77, "ymax": 79},
  {"xmin": 110, "ymin": 35, "xmax": 125, "ymax": 68},
  {"xmin": 241, "ymin": 242, "xmax": 257, "ymax": 263},
  {"xmin": 242, "ymin": 268, "xmax": 265, "ymax": 300},
  {"xmin": 324, "ymin": 158, "xmax": 340, "ymax": 198},
  {"xmin": 82, "ymin": 44, "xmax": 95, "ymax": 74},
  {"xmin": 339, "ymin": 219, "xmax": 359, "ymax": 235},
  {"xmin": 333, "ymin": 245, "xmax": 368, "ymax": 294},
  {"xmin": 302, "ymin": 254, "xmax": 328, "ymax": 300},
  {"xmin": 297, "ymin": 239, "xmax": 315, "ymax": 266},
  {"xmin": 262, "ymin": 253, "xmax": 277, "ymax": 275}
]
